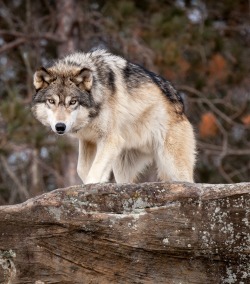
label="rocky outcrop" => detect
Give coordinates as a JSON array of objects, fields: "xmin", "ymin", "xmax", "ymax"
[{"xmin": 0, "ymin": 182, "xmax": 249, "ymax": 283}]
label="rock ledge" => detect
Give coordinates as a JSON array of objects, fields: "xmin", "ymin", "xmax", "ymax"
[{"xmin": 0, "ymin": 182, "xmax": 249, "ymax": 283}]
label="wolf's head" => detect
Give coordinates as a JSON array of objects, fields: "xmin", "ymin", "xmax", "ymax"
[{"xmin": 32, "ymin": 65, "xmax": 100, "ymax": 135}]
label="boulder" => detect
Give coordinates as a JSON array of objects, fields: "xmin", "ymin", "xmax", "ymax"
[{"xmin": 0, "ymin": 182, "xmax": 249, "ymax": 283}]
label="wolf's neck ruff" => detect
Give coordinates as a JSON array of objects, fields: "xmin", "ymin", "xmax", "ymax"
[{"xmin": 32, "ymin": 48, "xmax": 196, "ymax": 184}]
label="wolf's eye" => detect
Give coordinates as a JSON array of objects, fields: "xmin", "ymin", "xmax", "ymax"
[
  {"xmin": 70, "ymin": 100, "xmax": 77, "ymax": 105},
  {"xmin": 48, "ymin": 99, "xmax": 55, "ymax": 104}
]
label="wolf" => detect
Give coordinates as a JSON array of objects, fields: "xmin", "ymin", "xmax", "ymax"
[{"xmin": 32, "ymin": 49, "xmax": 196, "ymax": 184}]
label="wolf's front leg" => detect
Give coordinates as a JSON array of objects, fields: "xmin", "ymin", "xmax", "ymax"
[
  {"xmin": 85, "ymin": 137, "xmax": 121, "ymax": 184},
  {"xmin": 77, "ymin": 140, "xmax": 96, "ymax": 183}
]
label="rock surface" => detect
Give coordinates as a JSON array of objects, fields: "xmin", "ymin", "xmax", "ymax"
[{"xmin": 0, "ymin": 182, "xmax": 249, "ymax": 284}]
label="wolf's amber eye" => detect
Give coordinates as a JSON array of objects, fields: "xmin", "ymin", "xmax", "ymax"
[
  {"xmin": 48, "ymin": 99, "xmax": 55, "ymax": 104},
  {"xmin": 70, "ymin": 100, "xmax": 77, "ymax": 105}
]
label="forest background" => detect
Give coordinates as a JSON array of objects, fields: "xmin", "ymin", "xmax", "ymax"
[{"xmin": 0, "ymin": 0, "xmax": 249, "ymax": 205}]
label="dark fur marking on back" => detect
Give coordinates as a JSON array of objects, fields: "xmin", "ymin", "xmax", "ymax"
[
  {"xmin": 93, "ymin": 58, "xmax": 116, "ymax": 95},
  {"xmin": 123, "ymin": 62, "xmax": 149, "ymax": 89},
  {"xmin": 107, "ymin": 68, "xmax": 116, "ymax": 94},
  {"xmin": 142, "ymin": 67, "xmax": 184, "ymax": 114},
  {"xmin": 123, "ymin": 62, "xmax": 184, "ymax": 114}
]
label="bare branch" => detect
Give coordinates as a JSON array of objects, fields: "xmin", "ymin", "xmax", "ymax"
[
  {"xmin": 218, "ymin": 164, "xmax": 233, "ymax": 183},
  {"xmin": 179, "ymin": 85, "xmax": 238, "ymax": 126},
  {"xmin": 229, "ymin": 162, "xmax": 250, "ymax": 179},
  {"xmin": 0, "ymin": 155, "xmax": 29, "ymax": 200},
  {"xmin": 227, "ymin": 149, "xmax": 250, "ymax": 156},
  {"xmin": 198, "ymin": 142, "xmax": 250, "ymax": 156},
  {"xmin": 0, "ymin": 30, "xmax": 64, "ymax": 43},
  {"xmin": 0, "ymin": 38, "xmax": 26, "ymax": 54}
]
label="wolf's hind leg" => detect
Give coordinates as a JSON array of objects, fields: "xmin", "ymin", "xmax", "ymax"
[
  {"xmin": 155, "ymin": 150, "xmax": 194, "ymax": 182},
  {"xmin": 155, "ymin": 123, "xmax": 196, "ymax": 183},
  {"xmin": 113, "ymin": 149, "xmax": 153, "ymax": 183}
]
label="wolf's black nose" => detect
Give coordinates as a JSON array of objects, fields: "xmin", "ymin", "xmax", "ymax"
[{"xmin": 55, "ymin": 123, "xmax": 66, "ymax": 134}]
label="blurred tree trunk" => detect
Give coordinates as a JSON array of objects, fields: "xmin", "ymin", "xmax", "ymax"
[
  {"xmin": 56, "ymin": 0, "xmax": 78, "ymax": 57},
  {"xmin": 56, "ymin": 0, "xmax": 81, "ymax": 186}
]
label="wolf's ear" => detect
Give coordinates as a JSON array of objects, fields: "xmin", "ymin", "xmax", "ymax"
[
  {"xmin": 73, "ymin": 69, "xmax": 93, "ymax": 90},
  {"xmin": 33, "ymin": 67, "xmax": 53, "ymax": 90}
]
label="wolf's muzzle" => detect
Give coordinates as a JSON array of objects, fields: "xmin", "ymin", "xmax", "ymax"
[{"xmin": 55, "ymin": 122, "xmax": 66, "ymax": 134}]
